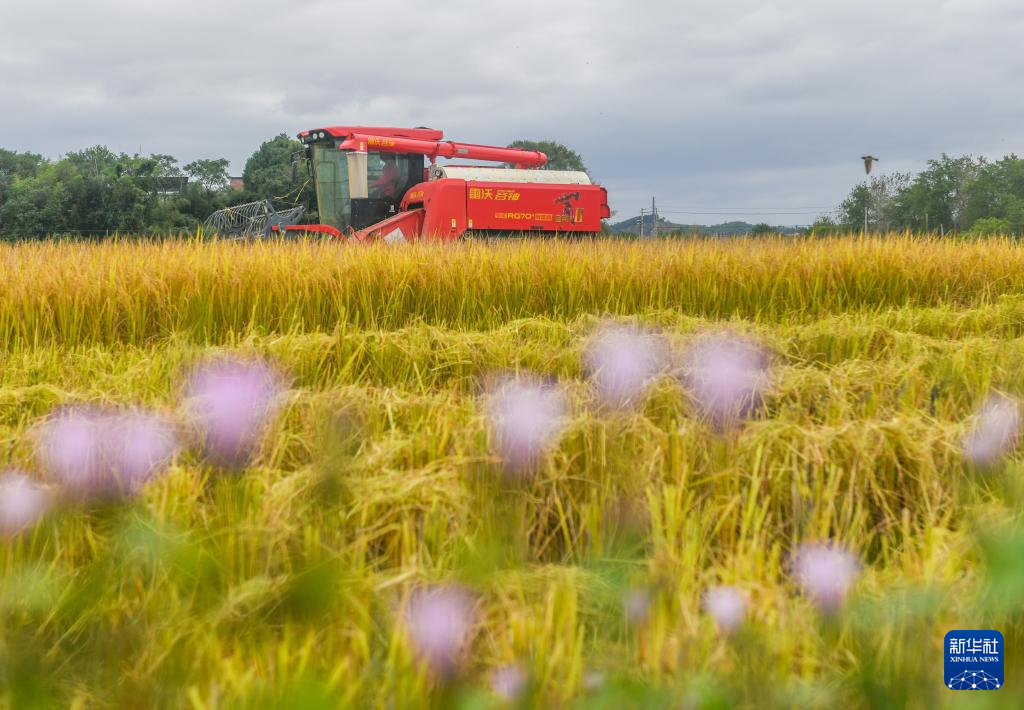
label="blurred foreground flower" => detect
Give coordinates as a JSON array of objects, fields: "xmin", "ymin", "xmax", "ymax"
[
  {"xmin": 963, "ymin": 394, "xmax": 1020, "ymax": 467},
  {"xmin": 792, "ymin": 543, "xmax": 859, "ymax": 614},
  {"xmin": 186, "ymin": 358, "xmax": 282, "ymax": 466},
  {"xmin": 487, "ymin": 377, "xmax": 567, "ymax": 476},
  {"xmin": 36, "ymin": 408, "xmax": 179, "ymax": 501},
  {"xmin": 583, "ymin": 670, "xmax": 606, "ymax": 692},
  {"xmin": 681, "ymin": 334, "xmax": 770, "ymax": 428},
  {"xmin": 106, "ymin": 412, "xmax": 181, "ymax": 486},
  {"xmin": 403, "ymin": 586, "xmax": 476, "ymax": 679},
  {"xmin": 0, "ymin": 471, "xmax": 51, "ymax": 537},
  {"xmin": 623, "ymin": 587, "xmax": 652, "ymax": 627},
  {"xmin": 491, "ymin": 663, "xmax": 527, "ymax": 702},
  {"xmin": 584, "ymin": 324, "xmax": 664, "ymax": 409},
  {"xmin": 702, "ymin": 585, "xmax": 747, "ymax": 633}
]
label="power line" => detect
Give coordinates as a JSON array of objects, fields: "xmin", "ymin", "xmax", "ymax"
[
  {"xmin": 657, "ymin": 210, "xmax": 838, "ymax": 216},
  {"xmin": 658, "ymin": 205, "xmax": 837, "ymax": 211}
]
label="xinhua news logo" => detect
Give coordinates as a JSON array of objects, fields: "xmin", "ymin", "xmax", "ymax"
[{"xmin": 944, "ymin": 630, "xmax": 1004, "ymax": 690}]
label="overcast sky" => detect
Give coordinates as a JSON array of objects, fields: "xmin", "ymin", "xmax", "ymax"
[{"xmin": 2, "ymin": 0, "xmax": 1022, "ymax": 225}]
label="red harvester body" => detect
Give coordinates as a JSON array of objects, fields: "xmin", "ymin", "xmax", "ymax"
[{"xmin": 283, "ymin": 126, "xmax": 610, "ymax": 242}]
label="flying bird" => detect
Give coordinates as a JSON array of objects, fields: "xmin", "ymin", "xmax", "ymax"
[{"xmin": 861, "ymin": 156, "xmax": 879, "ymax": 175}]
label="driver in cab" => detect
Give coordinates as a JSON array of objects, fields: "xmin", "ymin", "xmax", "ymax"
[{"xmin": 370, "ymin": 155, "xmax": 401, "ymax": 199}]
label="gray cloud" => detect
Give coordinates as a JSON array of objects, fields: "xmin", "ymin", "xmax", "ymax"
[{"xmin": 2, "ymin": 0, "xmax": 1022, "ymax": 224}]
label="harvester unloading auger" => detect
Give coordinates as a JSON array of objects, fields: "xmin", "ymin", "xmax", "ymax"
[{"xmin": 208, "ymin": 126, "xmax": 610, "ymax": 242}]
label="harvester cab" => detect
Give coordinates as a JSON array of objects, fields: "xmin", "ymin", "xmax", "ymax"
[
  {"xmin": 214, "ymin": 125, "xmax": 610, "ymax": 241},
  {"xmin": 298, "ymin": 126, "xmax": 438, "ymax": 234}
]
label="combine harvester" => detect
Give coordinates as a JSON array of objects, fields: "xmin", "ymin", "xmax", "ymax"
[{"xmin": 208, "ymin": 126, "xmax": 610, "ymax": 242}]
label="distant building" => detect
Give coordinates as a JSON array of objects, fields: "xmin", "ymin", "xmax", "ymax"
[
  {"xmin": 154, "ymin": 176, "xmax": 188, "ymax": 195},
  {"xmin": 229, "ymin": 176, "xmax": 245, "ymax": 191}
]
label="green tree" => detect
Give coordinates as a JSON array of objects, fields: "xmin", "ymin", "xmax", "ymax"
[
  {"xmin": 172, "ymin": 182, "xmax": 229, "ymax": 228},
  {"xmin": 3, "ymin": 146, "xmax": 216, "ymax": 234},
  {"xmin": 185, "ymin": 158, "xmax": 230, "ymax": 191},
  {"xmin": 840, "ymin": 173, "xmax": 911, "ymax": 232},
  {"xmin": 506, "ymin": 140, "xmax": 588, "ymax": 173},
  {"xmin": 242, "ymin": 134, "xmax": 306, "ymax": 203},
  {"xmin": 809, "ymin": 215, "xmax": 843, "ymax": 238},
  {"xmin": 966, "ymin": 217, "xmax": 1012, "ymax": 236},
  {"xmin": 0, "ymin": 142, "xmax": 268, "ymax": 236},
  {"xmin": 890, "ymin": 154, "xmax": 984, "ymax": 232},
  {"xmin": 839, "ymin": 183, "xmax": 869, "ymax": 230},
  {"xmin": 0, "ymin": 149, "xmax": 47, "ymax": 225},
  {"xmin": 961, "ymin": 155, "xmax": 1024, "ymax": 234},
  {"xmin": 0, "ymin": 149, "xmax": 45, "ymax": 193},
  {"xmin": 0, "ymin": 167, "xmax": 71, "ymax": 235},
  {"xmin": 59, "ymin": 148, "xmax": 145, "ymax": 232},
  {"xmin": 57, "ymin": 147, "xmax": 115, "ymax": 231}
]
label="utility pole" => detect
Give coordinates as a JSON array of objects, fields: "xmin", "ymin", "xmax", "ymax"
[
  {"xmin": 651, "ymin": 197, "xmax": 658, "ymax": 238},
  {"xmin": 639, "ymin": 208, "xmax": 645, "ymax": 238}
]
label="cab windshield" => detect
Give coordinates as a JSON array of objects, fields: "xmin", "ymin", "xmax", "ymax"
[
  {"xmin": 311, "ymin": 144, "xmax": 423, "ymax": 230},
  {"xmin": 311, "ymin": 144, "xmax": 349, "ymax": 230}
]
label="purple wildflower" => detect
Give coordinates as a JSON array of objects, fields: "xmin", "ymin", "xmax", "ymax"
[
  {"xmin": 37, "ymin": 408, "xmax": 104, "ymax": 497},
  {"xmin": 792, "ymin": 543, "xmax": 859, "ymax": 614},
  {"xmin": 584, "ymin": 325, "xmax": 664, "ymax": 409},
  {"xmin": 487, "ymin": 377, "xmax": 567, "ymax": 476},
  {"xmin": 491, "ymin": 663, "xmax": 527, "ymax": 702},
  {"xmin": 104, "ymin": 411, "xmax": 179, "ymax": 487},
  {"xmin": 583, "ymin": 670, "xmax": 606, "ymax": 692},
  {"xmin": 36, "ymin": 407, "xmax": 179, "ymax": 501},
  {"xmin": 186, "ymin": 358, "xmax": 282, "ymax": 466},
  {"xmin": 702, "ymin": 585, "xmax": 747, "ymax": 633},
  {"xmin": 623, "ymin": 587, "xmax": 652, "ymax": 627},
  {"xmin": 403, "ymin": 586, "xmax": 476, "ymax": 679},
  {"xmin": 963, "ymin": 394, "xmax": 1020, "ymax": 467},
  {"xmin": 681, "ymin": 334, "xmax": 769, "ymax": 428},
  {"xmin": 0, "ymin": 471, "xmax": 51, "ymax": 537}
]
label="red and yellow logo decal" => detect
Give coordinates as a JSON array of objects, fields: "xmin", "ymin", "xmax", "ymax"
[
  {"xmin": 495, "ymin": 212, "xmax": 553, "ymax": 222},
  {"xmin": 469, "ymin": 188, "xmax": 521, "ymax": 201}
]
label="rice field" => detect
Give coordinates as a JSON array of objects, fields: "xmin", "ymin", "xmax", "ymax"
[{"xmin": 1, "ymin": 236, "xmax": 1023, "ymax": 708}]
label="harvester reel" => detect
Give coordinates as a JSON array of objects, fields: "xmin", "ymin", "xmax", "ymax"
[{"xmin": 202, "ymin": 200, "xmax": 304, "ymax": 240}]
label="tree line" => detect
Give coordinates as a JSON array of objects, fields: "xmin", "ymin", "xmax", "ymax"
[
  {"xmin": 0, "ymin": 134, "xmax": 309, "ymax": 237},
  {"xmin": 825, "ymin": 153, "xmax": 1024, "ymax": 235}
]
